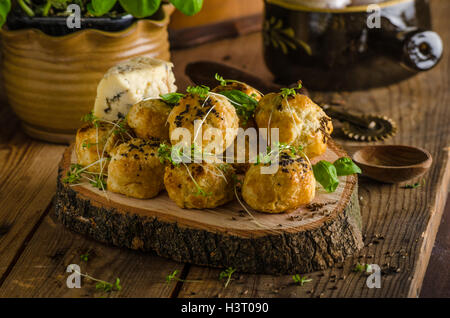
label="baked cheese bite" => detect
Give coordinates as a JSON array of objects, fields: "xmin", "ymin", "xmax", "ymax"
[
  {"xmin": 164, "ymin": 162, "xmax": 235, "ymax": 209},
  {"xmin": 255, "ymin": 93, "xmax": 333, "ymax": 158},
  {"xmin": 167, "ymin": 93, "xmax": 239, "ymax": 154},
  {"xmin": 242, "ymin": 151, "xmax": 315, "ymax": 213},
  {"xmin": 127, "ymin": 98, "xmax": 171, "ymax": 141},
  {"xmin": 107, "ymin": 138, "xmax": 164, "ymax": 199},
  {"xmin": 212, "ymin": 81, "xmax": 262, "ymax": 129},
  {"xmin": 75, "ymin": 121, "xmax": 130, "ymax": 173}
]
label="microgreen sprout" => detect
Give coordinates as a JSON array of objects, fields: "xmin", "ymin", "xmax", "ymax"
[
  {"xmin": 165, "ymin": 270, "xmax": 201, "ymax": 284},
  {"xmin": 292, "ymin": 274, "xmax": 312, "ymax": 286},
  {"xmin": 219, "ymin": 267, "xmax": 236, "ymax": 288},
  {"xmin": 80, "ymin": 253, "xmax": 89, "ymax": 262},
  {"xmin": 353, "ymin": 263, "xmax": 372, "ymax": 273},
  {"xmin": 401, "ymin": 179, "xmax": 425, "ymax": 189},
  {"xmin": 71, "ymin": 267, "xmax": 121, "ymax": 293},
  {"xmin": 160, "ymin": 92, "xmax": 185, "ymax": 105},
  {"xmin": 89, "ymin": 174, "xmax": 107, "ymax": 190},
  {"xmin": 280, "ymin": 82, "xmax": 302, "ymax": 99},
  {"xmin": 81, "ymin": 112, "xmax": 101, "ymax": 127},
  {"xmin": 186, "ymin": 85, "xmax": 210, "ymax": 99}
]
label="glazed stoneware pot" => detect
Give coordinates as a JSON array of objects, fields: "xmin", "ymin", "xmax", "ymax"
[
  {"xmin": 263, "ymin": 0, "xmax": 443, "ymax": 90},
  {"xmin": 1, "ymin": 5, "xmax": 174, "ymax": 143}
]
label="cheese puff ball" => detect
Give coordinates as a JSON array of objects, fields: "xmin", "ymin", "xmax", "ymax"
[
  {"xmin": 242, "ymin": 151, "xmax": 315, "ymax": 213},
  {"xmin": 212, "ymin": 81, "xmax": 262, "ymax": 129},
  {"xmin": 167, "ymin": 93, "xmax": 239, "ymax": 154},
  {"xmin": 75, "ymin": 121, "xmax": 131, "ymax": 173},
  {"xmin": 164, "ymin": 162, "xmax": 235, "ymax": 209},
  {"xmin": 255, "ymin": 93, "xmax": 333, "ymax": 158},
  {"xmin": 127, "ymin": 98, "xmax": 171, "ymax": 141},
  {"xmin": 107, "ymin": 138, "xmax": 164, "ymax": 199}
]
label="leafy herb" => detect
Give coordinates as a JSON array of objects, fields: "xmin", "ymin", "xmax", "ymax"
[
  {"xmin": 166, "ymin": 270, "xmax": 179, "ymax": 284},
  {"xmin": 157, "ymin": 142, "xmax": 178, "ymax": 165},
  {"xmin": 214, "ymin": 73, "xmax": 241, "ymax": 87},
  {"xmin": 112, "ymin": 119, "xmax": 128, "ymax": 136},
  {"xmin": 80, "ymin": 253, "xmax": 89, "ymax": 262},
  {"xmin": 353, "ymin": 263, "xmax": 372, "ymax": 273},
  {"xmin": 63, "ymin": 164, "xmax": 84, "ymax": 184},
  {"xmin": 81, "ymin": 112, "xmax": 100, "ymax": 127},
  {"xmin": 333, "ymin": 157, "xmax": 362, "ymax": 176},
  {"xmin": 254, "ymin": 142, "xmax": 304, "ymax": 166},
  {"xmin": 169, "ymin": 0, "xmax": 203, "ymax": 16},
  {"xmin": 90, "ymin": 175, "xmax": 107, "ymax": 190},
  {"xmin": 4, "ymin": 0, "xmax": 203, "ymax": 28},
  {"xmin": 292, "ymin": 274, "xmax": 312, "ymax": 286},
  {"xmin": 217, "ymin": 89, "xmax": 258, "ymax": 125},
  {"xmin": 186, "ymin": 85, "xmax": 210, "ymax": 99},
  {"xmin": 88, "ymin": 0, "xmax": 116, "ymax": 16},
  {"xmin": 82, "ymin": 141, "xmax": 97, "ymax": 149},
  {"xmin": 166, "ymin": 270, "xmax": 201, "ymax": 284},
  {"xmin": 280, "ymin": 82, "xmax": 302, "ymax": 99},
  {"xmin": 312, "ymin": 160, "xmax": 339, "ymax": 193},
  {"xmin": 0, "ymin": 0, "xmax": 11, "ymax": 26},
  {"xmin": 401, "ymin": 179, "xmax": 425, "ymax": 189},
  {"xmin": 219, "ymin": 267, "xmax": 236, "ymax": 288},
  {"xmin": 96, "ymin": 277, "xmax": 121, "ymax": 292},
  {"xmin": 160, "ymin": 92, "xmax": 185, "ymax": 105}
]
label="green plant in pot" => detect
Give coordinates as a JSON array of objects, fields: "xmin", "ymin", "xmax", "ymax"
[{"xmin": 0, "ymin": 0, "xmax": 203, "ymax": 143}]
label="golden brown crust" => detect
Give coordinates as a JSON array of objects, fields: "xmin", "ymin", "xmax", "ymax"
[
  {"xmin": 167, "ymin": 93, "xmax": 239, "ymax": 154},
  {"xmin": 255, "ymin": 93, "xmax": 333, "ymax": 158},
  {"xmin": 127, "ymin": 99, "xmax": 171, "ymax": 141},
  {"xmin": 107, "ymin": 138, "xmax": 164, "ymax": 199},
  {"xmin": 242, "ymin": 152, "xmax": 315, "ymax": 213},
  {"xmin": 75, "ymin": 122, "xmax": 130, "ymax": 173},
  {"xmin": 212, "ymin": 82, "xmax": 262, "ymax": 129},
  {"xmin": 164, "ymin": 162, "xmax": 235, "ymax": 209}
]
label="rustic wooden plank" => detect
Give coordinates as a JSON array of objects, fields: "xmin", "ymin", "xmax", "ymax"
[
  {"xmin": 0, "ymin": 102, "xmax": 67, "ymax": 282},
  {"xmin": 0, "ymin": 208, "xmax": 184, "ymax": 297},
  {"xmin": 173, "ymin": 0, "xmax": 450, "ymax": 297},
  {"xmin": 420, "ymin": 198, "xmax": 450, "ymax": 298}
]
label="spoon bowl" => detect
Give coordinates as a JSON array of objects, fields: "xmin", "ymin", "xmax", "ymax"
[{"xmin": 352, "ymin": 145, "xmax": 432, "ymax": 183}]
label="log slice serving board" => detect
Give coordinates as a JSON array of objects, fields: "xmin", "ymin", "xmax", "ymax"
[{"xmin": 55, "ymin": 140, "xmax": 363, "ymax": 274}]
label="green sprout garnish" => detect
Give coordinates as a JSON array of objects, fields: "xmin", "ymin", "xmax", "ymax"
[
  {"xmin": 218, "ymin": 89, "xmax": 258, "ymax": 126},
  {"xmin": 81, "ymin": 112, "xmax": 101, "ymax": 127},
  {"xmin": 160, "ymin": 93, "xmax": 185, "ymax": 105},
  {"xmin": 186, "ymin": 85, "xmax": 210, "ymax": 99},
  {"xmin": 80, "ymin": 253, "xmax": 89, "ymax": 262},
  {"xmin": 89, "ymin": 175, "xmax": 107, "ymax": 190},
  {"xmin": 166, "ymin": 270, "xmax": 201, "ymax": 284},
  {"xmin": 280, "ymin": 82, "xmax": 303, "ymax": 99},
  {"xmin": 96, "ymin": 278, "xmax": 121, "ymax": 292},
  {"xmin": 292, "ymin": 274, "xmax": 312, "ymax": 286},
  {"xmin": 254, "ymin": 142, "xmax": 304, "ymax": 166},
  {"xmin": 63, "ymin": 164, "xmax": 84, "ymax": 184},
  {"xmin": 219, "ymin": 267, "xmax": 236, "ymax": 288},
  {"xmin": 353, "ymin": 263, "xmax": 372, "ymax": 273}
]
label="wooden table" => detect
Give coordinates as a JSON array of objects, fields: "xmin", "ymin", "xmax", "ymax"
[{"xmin": 0, "ymin": 0, "xmax": 448, "ymax": 298}]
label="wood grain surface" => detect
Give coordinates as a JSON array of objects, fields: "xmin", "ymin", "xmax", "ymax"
[{"xmin": 0, "ymin": 0, "xmax": 448, "ymax": 298}]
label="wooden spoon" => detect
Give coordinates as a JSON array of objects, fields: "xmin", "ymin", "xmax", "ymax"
[{"xmin": 352, "ymin": 145, "xmax": 432, "ymax": 183}]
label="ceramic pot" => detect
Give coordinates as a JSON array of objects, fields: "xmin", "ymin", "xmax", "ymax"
[
  {"xmin": 263, "ymin": 0, "xmax": 443, "ymax": 90},
  {"xmin": 1, "ymin": 5, "xmax": 174, "ymax": 143}
]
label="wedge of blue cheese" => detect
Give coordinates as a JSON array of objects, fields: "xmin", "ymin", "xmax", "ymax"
[{"xmin": 93, "ymin": 56, "xmax": 177, "ymax": 121}]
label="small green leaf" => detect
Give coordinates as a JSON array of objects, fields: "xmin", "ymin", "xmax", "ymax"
[
  {"xmin": 0, "ymin": 0, "xmax": 11, "ymax": 27},
  {"xmin": 160, "ymin": 93, "xmax": 185, "ymax": 105},
  {"xmin": 91, "ymin": 0, "xmax": 117, "ymax": 16},
  {"xmin": 333, "ymin": 157, "xmax": 361, "ymax": 176},
  {"xmin": 119, "ymin": 0, "xmax": 161, "ymax": 18},
  {"xmin": 169, "ymin": 0, "xmax": 203, "ymax": 16},
  {"xmin": 186, "ymin": 85, "xmax": 210, "ymax": 98},
  {"xmin": 312, "ymin": 160, "xmax": 339, "ymax": 193}
]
